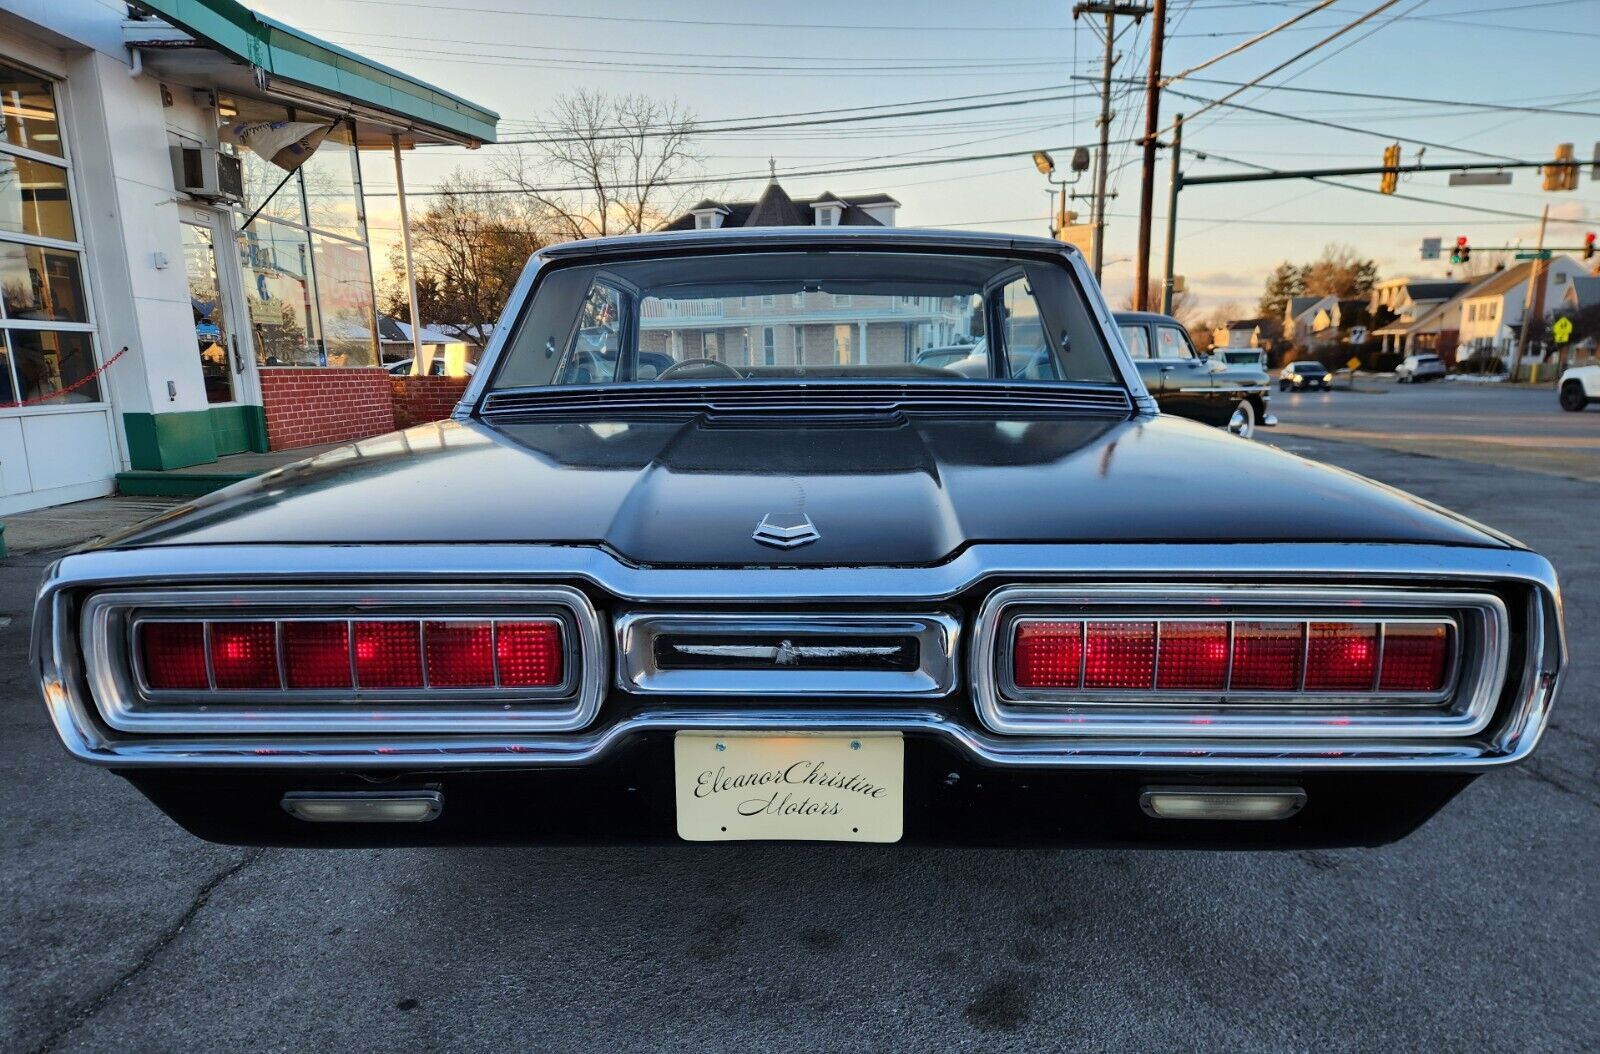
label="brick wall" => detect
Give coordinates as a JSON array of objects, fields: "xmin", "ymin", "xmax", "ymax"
[
  {"xmin": 392, "ymin": 376, "xmax": 471, "ymax": 429},
  {"xmin": 259, "ymin": 367, "xmax": 395, "ymax": 451}
]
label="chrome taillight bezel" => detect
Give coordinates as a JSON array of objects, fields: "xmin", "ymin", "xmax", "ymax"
[
  {"xmin": 82, "ymin": 586, "xmax": 606, "ymax": 734},
  {"xmin": 973, "ymin": 585, "xmax": 1508, "ymax": 738}
]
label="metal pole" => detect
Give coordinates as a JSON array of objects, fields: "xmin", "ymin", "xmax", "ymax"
[
  {"xmin": 1510, "ymin": 202, "xmax": 1549, "ymax": 381},
  {"xmin": 1091, "ymin": 8, "xmax": 1114, "ymax": 281},
  {"xmin": 393, "ymin": 134, "xmax": 423, "ymax": 366},
  {"xmin": 1133, "ymin": 0, "xmax": 1166, "ymax": 311},
  {"xmin": 1161, "ymin": 114, "xmax": 1182, "ymax": 315}
]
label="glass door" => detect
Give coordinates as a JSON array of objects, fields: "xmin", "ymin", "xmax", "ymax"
[{"xmin": 181, "ymin": 219, "xmax": 241, "ymax": 405}]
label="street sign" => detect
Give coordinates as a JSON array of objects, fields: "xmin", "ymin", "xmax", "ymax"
[
  {"xmin": 1057, "ymin": 222, "xmax": 1095, "ymax": 256},
  {"xmin": 1514, "ymin": 250, "xmax": 1554, "ymax": 260},
  {"xmin": 1420, "ymin": 237, "xmax": 1441, "ymax": 261},
  {"xmin": 1553, "ymin": 317, "xmax": 1574, "ymax": 344},
  {"xmin": 1448, "ymin": 171, "xmax": 1512, "ymax": 187},
  {"xmin": 1347, "ymin": 356, "xmax": 1363, "ymax": 371}
]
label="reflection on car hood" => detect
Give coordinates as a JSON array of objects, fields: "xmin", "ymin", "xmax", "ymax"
[{"xmin": 104, "ymin": 413, "xmax": 1508, "ymax": 565}]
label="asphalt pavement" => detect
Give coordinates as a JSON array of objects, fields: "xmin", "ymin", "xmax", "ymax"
[{"xmin": 2, "ymin": 412, "xmax": 1597, "ymax": 1051}]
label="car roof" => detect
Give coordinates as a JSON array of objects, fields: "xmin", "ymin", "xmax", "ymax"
[{"xmin": 534, "ymin": 226, "xmax": 1077, "ymax": 263}]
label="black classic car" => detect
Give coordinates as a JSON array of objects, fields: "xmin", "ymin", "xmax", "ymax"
[
  {"xmin": 1114, "ymin": 311, "xmax": 1274, "ymax": 438},
  {"xmin": 34, "ymin": 228, "xmax": 1563, "ymax": 849}
]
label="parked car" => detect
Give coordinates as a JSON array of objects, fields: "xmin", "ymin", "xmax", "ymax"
[
  {"xmin": 1280, "ymin": 360, "xmax": 1332, "ymax": 391},
  {"xmin": 1396, "ymin": 353, "xmax": 1446, "ymax": 383},
  {"xmin": 1113, "ymin": 311, "xmax": 1274, "ymax": 438},
  {"xmin": 387, "ymin": 357, "xmax": 477, "ymax": 378},
  {"xmin": 33, "ymin": 228, "xmax": 1564, "ymax": 850},
  {"xmin": 1558, "ymin": 363, "xmax": 1600, "ymax": 411}
]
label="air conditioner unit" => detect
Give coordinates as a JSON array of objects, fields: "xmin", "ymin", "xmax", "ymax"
[{"xmin": 170, "ymin": 146, "xmax": 244, "ymax": 204}]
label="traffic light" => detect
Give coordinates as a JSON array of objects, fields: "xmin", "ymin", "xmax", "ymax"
[
  {"xmin": 1586, "ymin": 232, "xmax": 1596, "ymax": 261},
  {"xmin": 1543, "ymin": 143, "xmax": 1578, "ymax": 192},
  {"xmin": 1451, "ymin": 236, "xmax": 1470, "ymax": 265},
  {"xmin": 1379, "ymin": 142, "xmax": 1401, "ymax": 194}
]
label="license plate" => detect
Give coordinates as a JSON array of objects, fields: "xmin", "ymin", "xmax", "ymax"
[{"xmin": 673, "ymin": 732, "xmax": 904, "ymax": 843}]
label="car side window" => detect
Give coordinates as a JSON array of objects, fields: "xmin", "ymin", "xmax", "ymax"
[
  {"xmin": 998, "ymin": 276, "xmax": 1058, "ymax": 379},
  {"xmin": 1119, "ymin": 325, "xmax": 1151, "ymax": 360},
  {"xmin": 1155, "ymin": 326, "xmax": 1195, "ymax": 360},
  {"xmin": 556, "ymin": 279, "xmax": 625, "ymax": 385}
]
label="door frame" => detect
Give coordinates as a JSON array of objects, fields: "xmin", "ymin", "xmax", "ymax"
[{"xmin": 179, "ymin": 203, "xmax": 260, "ymax": 411}]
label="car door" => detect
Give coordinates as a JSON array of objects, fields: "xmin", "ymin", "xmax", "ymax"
[{"xmin": 1151, "ymin": 323, "xmax": 1230, "ymax": 426}]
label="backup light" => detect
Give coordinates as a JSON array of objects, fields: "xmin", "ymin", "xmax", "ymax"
[
  {"xmin": 281, "ymin": 791, "xmax": 443, "ymax": 823},
  {"xmin": 1140, "ymin": 786, "xmax": 1307, "ymax": 821}
]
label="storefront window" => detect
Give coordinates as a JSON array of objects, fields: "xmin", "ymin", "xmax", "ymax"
[
  {"xmin": 0, "ymin": 63, "xmax": 62, "ymax": 158},
  {"xmin": 8, "ymin": 329, "xmax": 99, "ymax": 404},
  {"xmin": 219, "ymin": 100, "xmax": 378, "ymax": 370},
  {"xmin": 0, "ymin": 154, "xmax": 75, "ymax": 241},
  {"xmin": 0, "ymin": 243, "xmax": 86, "ymax": 322},
  {"xmin": 238, "ymin": 225, "xmax": 319, "ymax": 366},
  {"xmin": 0, "ymin": 61, "xmax": 99, "ymax": 411},
  {"xmin": 300, "ymin": 122, "xmax": 362, "ymax": 240},
  {"xmin": 313, "ymin": 235, "xmax": 377, "ymax": 366}
]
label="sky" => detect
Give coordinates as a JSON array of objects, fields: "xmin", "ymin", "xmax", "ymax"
[{"xmin": 253, "ymin": 0, "xmax": 1600, "ymax": 313}]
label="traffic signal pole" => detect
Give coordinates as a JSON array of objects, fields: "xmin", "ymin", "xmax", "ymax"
[{"xmin": 1160, "ymin": 114, "xmax": 1182, "ymax": 315}]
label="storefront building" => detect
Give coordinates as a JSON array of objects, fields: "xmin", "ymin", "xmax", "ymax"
[{"xmin": 0, "ymin": 0, "xmax": 496, "ymax": 513}]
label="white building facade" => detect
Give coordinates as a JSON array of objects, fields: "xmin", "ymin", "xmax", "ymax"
[{"xmin": 0, "ymin": 0, "xmax": 495, "ymax": 513}]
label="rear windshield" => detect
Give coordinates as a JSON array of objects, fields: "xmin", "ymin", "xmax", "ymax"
[{"xmin": 491, "ymin": 250, "xmax": 1119, "ymax": 389}]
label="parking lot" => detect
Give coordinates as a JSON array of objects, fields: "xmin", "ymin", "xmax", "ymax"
[{"xmin": 2, "ymin": 410, "xmax": 1597, "ymax": 1052}]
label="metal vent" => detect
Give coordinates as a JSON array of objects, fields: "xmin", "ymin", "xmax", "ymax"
[{"xmin": 481, "ymin": 381, "xmax": 1134, "ymax": 419}]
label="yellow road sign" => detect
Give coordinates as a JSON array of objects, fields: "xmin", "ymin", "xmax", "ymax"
[
  {"xmin": 1553, "ymin": 317, "xmax": 1574, "ymax": 344},
  {"xmin": 1347, "ymin": 356, "xmax": 1362, "ymax": 371}
]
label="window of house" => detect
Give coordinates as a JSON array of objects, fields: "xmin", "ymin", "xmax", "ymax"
[
  {"xmin": 763, "ymin": 326, "xmax": 776, "ymax": 365},
  {"xmin": 0, "ymin": 62, "xmax": 101, "ymax": 408},
  {"xmin": 792, "ymin": 292, "xmax": 805, "ymax": 308},
  {"xmin": 760, "ymin": 294, "xmax": 776, "ymax": 308},
  {"xmin": 833, "ymin": 323, "xmax": 854, "ymax": 364},
  {"xmin": 219, "ymin": 100, "xmax": 377, "ymax": 368},
  {"xmin": 833, "ymin": 294, "xmax": 852, "ymax": 307}
]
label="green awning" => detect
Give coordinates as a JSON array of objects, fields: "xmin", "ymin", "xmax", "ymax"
[{"xmin": 132, "ymin": 0, "xmax": 498, "ymax": 145}]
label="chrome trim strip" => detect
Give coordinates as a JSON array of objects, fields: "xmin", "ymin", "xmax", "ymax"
[
  {"xmin": 79, "ymin": 587, "xmax": 606, "ymax": 735},
  {"xmin": 615, "ymin": 613, "xmax": 960, "ymax": 697},
  {"xmin": 32, "ymin": 541, "xmax": 1563, "ymax": 770},
  {"xmin": 973, "ymin": 586, "xmax": 1505, "ymax": 738}
]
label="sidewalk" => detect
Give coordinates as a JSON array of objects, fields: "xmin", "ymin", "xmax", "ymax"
[
  {"xmin": 4, "ymin": 443, "xmax": 342, "ymax": 556},
  {"xmin": 3, "ymin": 495, "xmax": 183, "ymax": 556}
]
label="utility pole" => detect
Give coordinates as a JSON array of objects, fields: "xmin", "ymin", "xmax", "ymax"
[
  {"xmin": 1510, "ymin": 202, "xmax": 1550, "ymax": 382},
  {"xmin": 1133, "ymin": 0, "xmax": 1167, "ymax": 311},
  {"xmin": 1161, "ymin": 113, "xmax": 1182, "ymax": 315},
  {"xmin": 1073, "ymin": 1, "xmax": 1150, "ymax": 284}
]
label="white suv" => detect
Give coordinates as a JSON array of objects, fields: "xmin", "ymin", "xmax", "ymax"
[
  {"xmin": 1396, "ymin": 353, "xmax": 1446, "ymax": 383},
  {"xmin": 1559, "ymin": 364, "xmax": 1600, "ymax": 411}
]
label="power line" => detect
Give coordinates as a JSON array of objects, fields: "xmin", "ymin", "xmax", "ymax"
[
  {"xmin": 1163, "ymin": 88, "xmax": 1519, "ymax": 162},
  {"xmin": 1160, "ymin": 0, "xmax": 1339, "ymax": 85},
  {"xmin": 1159, "ymin": 0, "xmax": 1403, "ymax": 134},
  {"xmin": 365, "ymin": 140, "xmax": 1136, "ymax": 198},
  {"xmin": 1171, "ymin": 76, "xmax": 1600, "ymax": 118},
  {"xmin": 323, "ymin": 0, "xmax": 1079, "ymax": 33}
]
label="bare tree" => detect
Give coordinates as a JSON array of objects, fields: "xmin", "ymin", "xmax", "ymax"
[
  {"xmin": 1122, "ymin": 281, "xmax": 1196, "ymax": 325},
  {"xmin": 495, "ymin": 90, "xmax": 704, "ymax": 239},
  {"xmin": 384, "ymin": 170, "xmax": 551, "ymax": 347}
]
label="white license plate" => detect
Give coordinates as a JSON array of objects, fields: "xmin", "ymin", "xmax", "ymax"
[{"xmin": 673, "ymin": 732, "xmax": 904, "ymax": 843}]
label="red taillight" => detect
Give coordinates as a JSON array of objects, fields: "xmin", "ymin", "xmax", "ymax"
[
  {"xmin": 354, "ymin": 621, "xmax": 424, "ymax": 688},
  {"xmin": 1231, "ymin": 622, "xmax": 1304, "ymax": 691},
  {"xmin": 141, "ymin": 621, "xmax": 208, "ymax": 690},
  {"xmin": 1379, "ymin": 622, "xmax": 1452, "ymax": 692},
  {"xmin": 282, "ymin": 621, "xmax": 353, "ymax": 690},
  {"xmin": 1156, "ymin": 621, "xmax": 1229, "ymax": 691},
  {"xmin": 1013, "ymin": 621, "xmax": 1083, "ymax": 688},
  {"xmin": 1305, "ymin": 622, "xmax": 1378, "ymax": 691},
  {"xmin": 496, "ymin": 621, "xmax": 563, "ymax": 687},
  {"xmin": 1084, "ymin": 621, "xmax": 1156, "ymax": 690},
  {"xmin": 209, "ymin": 621, "xmax": 280, "ymax": 690},
  {"xmin": 424, "ymin": 621, "xmax": 495, "ymax": 687}
]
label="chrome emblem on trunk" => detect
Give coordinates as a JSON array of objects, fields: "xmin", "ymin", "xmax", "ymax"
[{"xmin": 752, "ymin": 513, "xmax": 820, "ymax": 549}]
